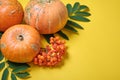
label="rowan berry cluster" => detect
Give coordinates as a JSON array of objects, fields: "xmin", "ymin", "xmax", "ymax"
[{"xmin": 33, "ymin": 36, "xmax": 66, "ymax": 66}]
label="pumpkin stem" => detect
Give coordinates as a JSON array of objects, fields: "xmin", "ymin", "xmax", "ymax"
[
  {"xmin": 48, "ymin": 0, "xmax": 50, "ymax": 3},
  {"xmin": 17, "ymin": 35, "xmax": 24, "ymax": 41},
  {"xmin": 40, "ymin": 0, "xmax": 52, "ymax": 3}
]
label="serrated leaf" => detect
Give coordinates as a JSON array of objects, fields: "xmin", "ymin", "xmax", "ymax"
[
  {"xmin": 43, "ymin": 34, "xmax": 54, "ymax": 43},
  {"xmin": 57, "ymin": 31, "xmax": 69, "ymax": 40},
  {"xmin": 65, "ymin": 25, "xmax": 78, "ymax": 33},
  {"xmin": 79, "ymin": 5, "xmax": 89, "ymax": 12},
  {"xmin": 0, "ymin": 62, "xmax": 5, "ymax": 70},
  {"xmin": 75, "ymin": 12, "xmax": 91, "ymax": 16},
  {"xmin": 12, "ymin": 65, "xmax": 30, "ymax": 73},
  {"xmin": 16, "ymin": 72, "xmax": 30, "ymax": 79},
  {"xmin": 0, "ymin": 32, "xmax": 3, "ymax": 39},
  {"xmin": 7, "ymin": 61, "xmax": 30, "ymax": 69},
  {"xmin": 2, "ymin": 68, "xmax": 9, "ymax": 80},
  {"xmin": 70, "ymin": 16, "xmax": 90, "ymax": 22},
  {"xmin": 0, "ymin": 51, "xmax": 4, "ymax": 61},
  {"xmin": 11, "ymin": 73, "xmax": 17, "ymax": 80},
  {"xmin": 66, "ymin": 4, "xmax": 72, "ymax": 16},
  {"xmin": 67, "ymin": 20, "xmax": 84, "ymax": 29},
  {"xmin": 72, "ymin": 2, "xmax": 80, "ymax": 13}
]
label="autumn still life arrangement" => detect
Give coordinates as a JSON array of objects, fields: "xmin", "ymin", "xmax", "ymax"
[{"xmin": 0, "ymin": 0, "xmax": 91, "ymax": 80}]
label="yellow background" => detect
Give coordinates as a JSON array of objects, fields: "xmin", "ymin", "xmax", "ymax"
[{"xmin": 1, "ymin": 0, "xmax": 120, "ymax": 80}]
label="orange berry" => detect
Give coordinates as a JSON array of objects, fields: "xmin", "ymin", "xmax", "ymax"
[
  {"xmin": 37, "ymin": 54, "xmax": 41, "ymax": 59},
  {"xmin": 40, "ymin": 56, "xmax": 45, "ymax": 60},
  {"xmin": 42, "ymin": 52, "xmax": 47, "ymax": 57},
  {"xmin": 50, "ymin": 39, "xmax": 54, "ymax": 44},
  {"xmin": 58, "ymin": 58, "xmax": 61, "ymax": 62},
  {"xmin": 47, "ymin": 55, "xmax": 51, "ymax": 60},
  {"xmin": 56, "ymin": 46, "xmax": 60, "ymax": 50},
  {"xmin": 38, "ymin": 63, "xmax": 42, "ymax": 66},
  {"xmin": 34, "ymin": 58, "xmax": 38, "ymax": 64},
  {"xmin": 48, "ymin": 51, "xmax": 52, "ymax": 56},
  {"xmin": 52, "ymin": 44, "xmax": 57, "ymax": 49},
  {"xmin": 57, "ymin": 53, "xmax": 60, "ymax": 56},
  {"xmin": 51, "ymin": 53, "xmax": 56, "ymax": 57},
  {"xmin": 38, "ymin": 59, "xmax": 42, "ymax": 63},
  {"xmin": 50, "ymin": 58, "xmax": 54, "ymax": 62},
  {"xmin": 55, "ymin": 36, "xmax": 60, "ymax": 41},
  {"xmin": 47, "ymin": 62, "xmax": 52, "ymax": 66},
  {"xmin": 52, "ymin": 57, "xmax": 57, "ymax": 62},
  {"xmin": 56, "ymin": 40, "xmax": 61, "ymax": 44},
  {"xmin": 50, "ymin": 37, "xmax": 54, "ymax": 40}
]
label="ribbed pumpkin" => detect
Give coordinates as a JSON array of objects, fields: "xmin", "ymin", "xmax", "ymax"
[
  {"xmin": 24, "ymin": 0, "xmax": 68, "ymax": 34},
  {"xmin": 0, "ymin": 24, "xmax": 41, "ymax": 63},
  {"xmin": 0, "ymin": 0, "xmax": 24, "ymax": 32}
]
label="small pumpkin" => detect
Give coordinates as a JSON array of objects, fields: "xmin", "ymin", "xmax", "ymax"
[
  {"xmin": 24, "ymin": 0, "xmax": 68, "ymax": 34},
  {"xmin": 0, "ymin": 24, "xmax": 41, "ymax": 63},
  {"xmin": 0, "ymin": 0, "xmax": 24, "ymax": 32}
]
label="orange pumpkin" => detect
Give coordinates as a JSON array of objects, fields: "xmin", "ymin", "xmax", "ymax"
[
  {"xmin": 0, "ymin": 24, "xmax": 41, "ymax": 63},
  {"xmin": 0, "ymin": 0, "xmax": 24, "ymax": 32},
  {"xmin": 24, "ymin": 0, "xmax": 68, "ymax": 34}
]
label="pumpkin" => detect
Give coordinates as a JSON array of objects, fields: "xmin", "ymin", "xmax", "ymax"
[
  {"xmin": 0, "ymin": 0, "xmax": 24, "ymax": 32},
  {"xmin": 0, "ymin": 24, "xmax": 41, "ymax": 63},
  {"xmin": 24, "ymin": 0, "xmax": 68, "ymax": 34}
]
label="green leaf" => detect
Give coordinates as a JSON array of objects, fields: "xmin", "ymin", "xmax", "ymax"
[
  {"xmin": 79, "ymin": 5, "xmax": 89, "ymax": 12},
  {"xmin": 64, "ymin": 25, "xmax": 78, "ymax": 33},
  {"xmin": 16, "ymin": 72, "xmax": 30, "ymax": 79},
  {"xmin": 7, "ymin": 61, "xmax": 30, "ymax": 69},
  {"xmin": 43, "ymin": 34, "xmax": 54, "ymax": 43},
  {"xmin": 57, "ymin": 31, "xmax": 69, "ymax": 40},
  {"xmin": 66, "ymin": 4, "xmax": 72, "ymax": 16},
  {"xmin": 72, "ymin": 2, "xmax": 80, "ymax": 13},
  {"xmin": 11, "ymin": 73, "xmax": 17, "ymax": 80},
  {"xmin": 67, "ymin": 20, "xmax": 84, "ymax": 29},
  {"xmin": 70, "ymin": 16, "xmax": 90, "ymax": 22},
  {"xmin": 0, "ymin": 62, "xmax": 5, "ymax": 70},
  {"xmin": 12, "ymin": 65, "xmax": 30, "ymax": 73},
  {"xmin": 0, "ymin": 51, "xmax": 4, "ymax": 61},
  {"xmin": 2, "ymin": 68, "xmax": 9, "ymax": 80},
  {"xmin": 0, "ymin": 31, "xmax": 3, "ymax": 39},
  {"xmin": 75, "ymin": 12, "xmax": 91, "ymax": 16}
]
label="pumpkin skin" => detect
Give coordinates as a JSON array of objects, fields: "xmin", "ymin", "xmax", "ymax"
[
  {"xmin": 0, "ymin": 0, "xmax": 24, "ymax": 32},
  {"xmin": 24, "ymin": 0, "xmax": 68, "ymax": 34},
  {"xmin": 0, "ymin": 24, "xmax": 41, "ymax": 63}
]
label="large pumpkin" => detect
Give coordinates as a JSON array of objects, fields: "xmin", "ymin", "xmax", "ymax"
[
  {"xmin": 0, "ymin": 0, "xmax": 24, "ymax": 32},
  {"xmin": 0, "ymin": 24, "xmax": 41, "ymax": 63},
  {"xmin": 24, "ymin": 0, "xmax": 68, "ymax": 34}
]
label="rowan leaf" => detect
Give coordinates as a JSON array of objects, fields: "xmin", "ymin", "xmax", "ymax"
[
  {"xmin": 2, "ymin": 68, "xmax": 9, "ymax": 80},
  {"xmin": 0, "ymin": 62, "xmax": 5, "ymax": 70},
  {"xmin": 67, "ymin": 20, "xmax": 84, "ymax": 29},
  {"xmin": 7, "ymin": 61, "xmax": 30, "ymax": 69},
  {"xmin": 0, "ymin": 51, "xmax": 4, "ymax": 61},
  {"xmin": 16, "ymin": 72, "xmax": 30, "ymax": 79},
  {"xmin": 0, "ymin": 31, "xmax": 3, "ymax": 39},
  {"xmin": 57, "ymin": 31, "xmax": 69, "ymax": 40},
  {"xmin": 64, "ymin": 25, "xmax": 78, "ymax": 33},
  {"xmin": 72, "ymin": 2, "xmax": 80, "ymax": 13},
  {"xmin": 70, "ymin": 16, "xmax": 90, "ymax": 22},
  {"xmin": 43, "ymin": 34, "xmax": 54, "ymax": 43},
  {"xmin": 66, "ymin": 4, "xmax": 72, "ymax": 16},
  {"xmin": 12, "ymin": 65, "xmax": 30, "ymax": 73},
  {"xmin": 11, "ymin": 73, "xmax": 17, "ymax": 80},
  {"xmin": 79, "ymin": 5, "xmax": 89, "ymax": 12},
  {"xmin": 75, "ymin": 12, "xmax": 91, "ymax": 16}
]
